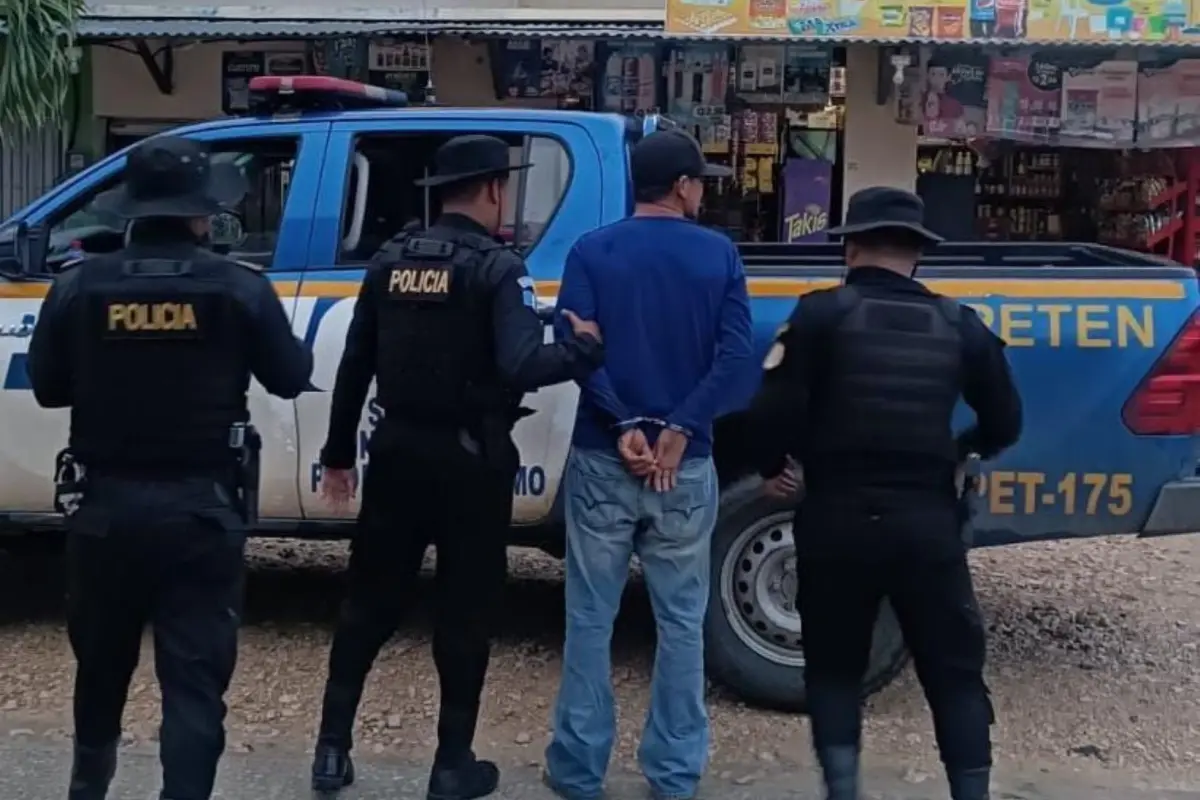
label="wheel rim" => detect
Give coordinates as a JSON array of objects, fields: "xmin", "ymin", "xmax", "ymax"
[{"xmin": 718, "ymin": 510, "xmax": 805, "ymax": 668}]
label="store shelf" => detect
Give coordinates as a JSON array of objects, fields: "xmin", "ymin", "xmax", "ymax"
[
  {"xmin": 1100, "ymin": 217, "xmax": 1183, "ymax": 252},
  {"xmin": 1100, "ymin": 181, "xmax": 1187, "ymax": 213},
  {"xmin": 1152, "ymin": 181, "xmax": 1187, "ymax": 208}
]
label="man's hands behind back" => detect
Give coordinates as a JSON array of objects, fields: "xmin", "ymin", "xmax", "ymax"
[
  {"xmin": 618, "ymin": 428, "xmax": 656, "ymax": 477},
  {"xmin": 616, "ymin": 426, "xmax": 691, "ymax": 493}
]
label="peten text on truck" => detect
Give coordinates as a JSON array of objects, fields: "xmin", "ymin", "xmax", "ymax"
[{"xmin": 1, "ymin": 76, "xmax": 1198, "ymax": 712}]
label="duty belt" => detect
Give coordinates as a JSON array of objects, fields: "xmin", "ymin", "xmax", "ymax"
[{"xmin": 50, "ymin": 422, "xmax": 262, "ymax": 524}]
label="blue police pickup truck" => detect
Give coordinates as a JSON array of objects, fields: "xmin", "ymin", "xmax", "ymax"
[{"xmin": 1, "ymin": 78, "xmax": 1199, "ymax": 711}]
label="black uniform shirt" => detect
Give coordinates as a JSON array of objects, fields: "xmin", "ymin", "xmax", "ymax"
[
  {"xmin": 28, "ymin": 242, "xmax": 313, "ymax": 410},
  {"xmin": 747, "ymin": 266, "xmax": 1023, "ymax": 496},
  {"xmin": 320, "ymin": 213, "xmax": 603, "ymax": 469}
]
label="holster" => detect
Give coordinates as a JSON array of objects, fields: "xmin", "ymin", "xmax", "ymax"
[
  {"xmin": 478, "ymin": 407, "xmax": 533, "ymax": 471},
  {"xmin": 958, "ymin": 453, "xmax": 982, "ymax": 548},
  {"xmin": 468, "ymin": 385, "xmax": 533, "ymax": 470},
  {"xmin": 53, "ymin": 448, "xmax": 88, "ymax": 517},
  {"xmin": 229, "ymin": 423, "xmax": 262, "ymax": 526}
]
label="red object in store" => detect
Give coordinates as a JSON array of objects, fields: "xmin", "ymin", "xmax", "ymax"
[
  {"xmin": 1175, "ymin": 148, "xmax": 1200, "ymax": 266},
  {"xmin": 1123, "ymin": 310, "xmax": 1200, "ymax": 434},
  {"xmin": 246, "ymin": 76, "xmax": 409, "ymax": 114}
]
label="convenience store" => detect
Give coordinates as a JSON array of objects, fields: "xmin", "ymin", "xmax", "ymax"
[{"xmin": 665, "ymin": 0, "xmax": 1200, "ymax": 261}]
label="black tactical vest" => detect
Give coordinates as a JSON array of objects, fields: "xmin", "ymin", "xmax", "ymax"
[
  {"xmin": 806, "ymin": 285, "xmax": 964, "ymax": 465},
  {"xmin": 371, "ymin": 232, "xmax": 502, "ymax": 427},
  {"xmin": 69, "ymin": 252, "xmax": 247, "ymax": 472}
]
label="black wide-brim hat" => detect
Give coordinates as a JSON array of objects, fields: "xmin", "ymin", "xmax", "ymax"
[
  {"xmin": 827, "ymin": 186, "xmax": 943, "ymax": 244},
  {"xmin": 94, "ymin": 137, "xmax": 248, "ymax": 220},
  {"xmin": 414, "ymin": 134, "xmax": 533, "ymax": 187}
]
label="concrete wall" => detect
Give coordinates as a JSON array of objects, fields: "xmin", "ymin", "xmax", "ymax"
[
  {"xmin": 840, "ymin": 43, "xmax": 918, "ymax": 209},
  {"xmin": 89, "ymin": 36, "xmax": 560, "ymax": 120}
]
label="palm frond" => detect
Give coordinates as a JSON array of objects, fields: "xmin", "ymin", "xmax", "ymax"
[{"xmin": 0, "ymin": 0, "xmax": 86, "ymax": 139}]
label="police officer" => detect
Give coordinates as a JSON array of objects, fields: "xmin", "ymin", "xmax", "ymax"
[
  {"xmin": 26, "ymin": 135, "xmax": 314, "ymax": 800},
  {"xmin": 745, "ymin": 187, "xmax": 1023, "ymax": 800},
  {"xmin": 310, "ymin": 135, "xmax": 604, "ymax": 800}
]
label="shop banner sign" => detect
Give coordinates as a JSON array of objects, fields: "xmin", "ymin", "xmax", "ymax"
[
  {"xmin": 1137, "ymin": 59, "xmax": 1200, "ymax": 146},
  {"xmin": 495, "ymin": 40, "xmax": 595, "ymax": 100},
  {"xmin": 922, "ymin": 51, "xmax": 988, "ymax": 138},
  {"xmin": 664, "ymin": 0, "xmax": 1200, "ymax": 43},
  {"xmin": 1059, "ymin": 60, "xmax": 1137, "ymax": 144},
  {"xmin": 601, "ymin": 42, "xmax": 659, "ymax": 114},
  {"xmin": 985, "ymin": 55, "xmax": 1062, "ymax": 139},
  {"xmin": 667, "ymin": 44, "xmax": 732, "ymax": 153},
  {"xmin": 222, "ymin": 52, "xmax": 264, "ymax": 115},
  {"xmin": 780, "ymin": 159, "xmax": 833, "ymax": 243}
]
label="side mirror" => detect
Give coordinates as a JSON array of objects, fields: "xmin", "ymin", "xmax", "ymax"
[
  {"xmin": 210, "ymin": 211, "xmax": 246, "ymax": 252},
  {"xmin": 10, "ymin": 222, "xmax": 49, "ymax": 278}
]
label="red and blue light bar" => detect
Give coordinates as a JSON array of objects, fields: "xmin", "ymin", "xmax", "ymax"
[{"xmin": 246, "ymin": 75, "xmax": 409, "ymax": 114}]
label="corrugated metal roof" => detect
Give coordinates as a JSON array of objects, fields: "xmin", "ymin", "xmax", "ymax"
[
  {"xmin": 3, "ymin": 15, "xmax": 1196, "ymax": 46},
  {"xmin": 75, "ymin": 19, "xmax": 412, "ymax": 37},
  {"xmin": 82, "ymin": 4, "xmax": 665, "ymax": 23},
  {"xmin": 68, "ymin": 19, "xmax": 664, "ymax": 39}
]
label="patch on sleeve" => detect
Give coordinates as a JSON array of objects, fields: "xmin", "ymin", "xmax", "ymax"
[
  {"xmin": 763, "ymin": 341, "xmax": 786, "ymax": 370},
  {"xmin": 517, "ymin": 275, "xmax": 537, "ymax": 309}
]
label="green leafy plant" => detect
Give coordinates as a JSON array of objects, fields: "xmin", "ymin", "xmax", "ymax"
[{"xmin": 0, "ymin": 0, "xmax": 85, "ymax": 137}]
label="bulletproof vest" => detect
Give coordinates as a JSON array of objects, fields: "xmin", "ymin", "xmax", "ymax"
[
  {"xmin": 806, "ymin": 285, "xmax": 964, "ymax": 465},
  {"xmin": 70, "ymin": 252, "xmax": 247, "ymax": 472},
  {"xmin": 372, "ymin": 231, "xmax": 502, "ymax": 427}
]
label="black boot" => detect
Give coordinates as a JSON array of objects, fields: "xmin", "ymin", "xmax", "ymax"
[
  {"xmin": 427, "ymin": 706, "xmax": 498, "ymax": 800},
  {"xmin": 68, "ymin": 738, "xmax": 118, "ymax": 800},
  {"xmin": 311, "ymin": 682, "xmax": 362, "ymax": 793},
  {"xmin": 427, "ymin": 753, "xmax": 500, "ymax": 800},
  {"xmin": 816, "ymin": 745, "xmax": 860, "ymax": 800},
  {"xmin": 948, "ymin": 767, "xmax": 990, "ymax": 800},
  {"xmin": 311, "ymin": 744, "xmax": 355, "ymax": 794}
]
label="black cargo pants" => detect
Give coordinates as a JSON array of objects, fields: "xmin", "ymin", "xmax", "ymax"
[
  {"xmin": 66, "ymin": 476, "xmax": 246, "ymax": 800},
  {"xmin": 794, "ymin": 503, "xmax": 993, "ymax": 772},
  {"xmin": 319, "ymin": 423, "xmax": 514, "ymax": 765}
]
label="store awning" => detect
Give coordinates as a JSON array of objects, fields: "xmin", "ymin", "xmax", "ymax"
[{"xmin": 62, "ymin": 19, "xmax": 669, "ymax": 41}]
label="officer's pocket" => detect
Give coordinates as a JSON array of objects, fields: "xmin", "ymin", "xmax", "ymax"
[{"xmin": 192, "ymin": 500, "xmax": 247, "ymax": 551}]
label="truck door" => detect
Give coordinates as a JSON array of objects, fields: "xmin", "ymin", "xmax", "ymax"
[
  {"xmin": 0, "ymin": 122, "xmax": 328, "ymax": 517},
  {"xmin": 296, "ymin": 115, "xmax": 603, "ymax": 523}
]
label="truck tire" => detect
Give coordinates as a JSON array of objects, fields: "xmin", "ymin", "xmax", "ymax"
[{"xmin": 705, "ymin": 477, "xmax": 909, "ymax": 712}]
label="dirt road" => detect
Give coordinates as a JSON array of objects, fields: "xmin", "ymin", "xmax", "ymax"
[{"xmin": 0, "ymin": 534, "xmax": 1197, "ymax": 796}]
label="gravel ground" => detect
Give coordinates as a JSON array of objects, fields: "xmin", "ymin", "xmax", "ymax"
[{"xmin": 0, "ymin": 534, "xmax": 1197, "ymax": 794}]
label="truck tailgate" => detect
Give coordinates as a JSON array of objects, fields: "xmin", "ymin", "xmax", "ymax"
[{"xmin": 736, "ymin": 242, "xmax": 1200, "ymax": 545}]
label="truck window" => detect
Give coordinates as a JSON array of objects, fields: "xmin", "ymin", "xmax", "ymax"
[
  {"xmin": 43, "ymin": 136, "xmax": 300, "ymax": 271},
  {"xmin": 337, "ymin": 132, "xmax": 572, "ymax": 264}
]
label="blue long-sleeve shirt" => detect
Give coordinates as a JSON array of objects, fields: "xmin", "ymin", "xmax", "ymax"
[{"xmin": 555, "ymin": 216, "xmax": 754, "ymax": 459}]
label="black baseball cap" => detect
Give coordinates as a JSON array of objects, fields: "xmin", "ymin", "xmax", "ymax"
[{"xmin": 630, "ymin": 130, "xmax": 732, "ymax": 194}]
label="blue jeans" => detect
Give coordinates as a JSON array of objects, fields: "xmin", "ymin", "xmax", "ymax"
[{"xmin": 545, "ymin": 448, "xmax": 719, "ymax": 800}]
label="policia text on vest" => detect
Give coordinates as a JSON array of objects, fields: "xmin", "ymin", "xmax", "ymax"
[
  {"xmin": 106, "ymin": 301, "xmax": 199, "ymax": 334},
  {"xmin": 389, "ymin": 265, "xmax": 451, "ymax": 297}
]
